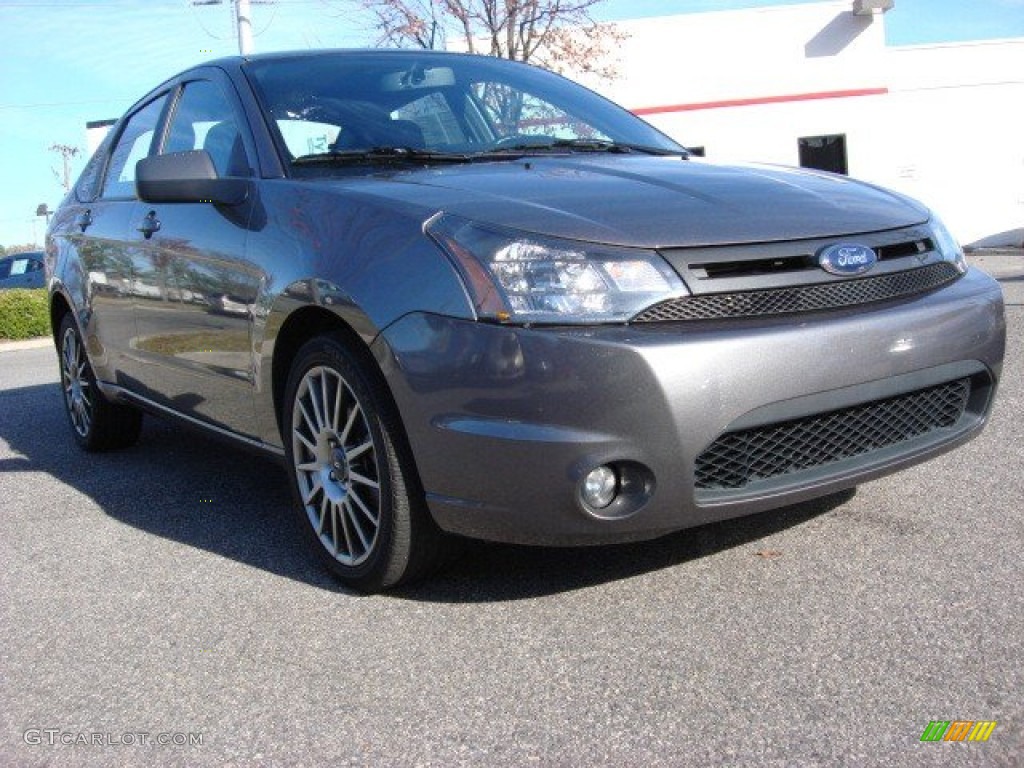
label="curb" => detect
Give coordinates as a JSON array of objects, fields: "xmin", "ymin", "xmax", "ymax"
[{"xmin": 0, "ymin": 337, "xmax": 52, "ymax": 353}]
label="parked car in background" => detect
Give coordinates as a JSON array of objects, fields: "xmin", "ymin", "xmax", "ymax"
[
  {"xmin": 46, "ymin": 50, "xmax": 1005, "ymax": 592},
  {"xmin": 207, "ymin": 292, "xmax": 252, "ymax": 317},
  {"xmin": 0, "ymin": 251, "xmax": 45, "ymax": 290}
]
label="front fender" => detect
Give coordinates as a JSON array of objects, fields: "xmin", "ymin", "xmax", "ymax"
[{"xmin": 249, "ymin": 181, "xmax": 475, "ymax": 447}]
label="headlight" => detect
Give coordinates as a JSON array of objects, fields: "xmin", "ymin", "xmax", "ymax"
[
  {"xmin": 929, "ymin": 214, "xmax": 968, "ymax": 274},
  {"xmin": 426, "ymin": 214, "xmax": 688, "ymax": 324}
]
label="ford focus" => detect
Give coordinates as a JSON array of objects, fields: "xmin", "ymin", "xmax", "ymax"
[{"xmin": 46, "ymin": 50, "xmax": 1005, "ymax": 591}]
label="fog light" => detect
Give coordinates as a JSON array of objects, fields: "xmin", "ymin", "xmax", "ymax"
[{"xmin": 582, "ymin": 465, "xmax": 618, "ymax": 509}]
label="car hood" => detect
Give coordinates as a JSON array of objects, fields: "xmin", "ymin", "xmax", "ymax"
[{"xmin": 347, "ymin": 155, "xmax": 930, "ymax": 248}]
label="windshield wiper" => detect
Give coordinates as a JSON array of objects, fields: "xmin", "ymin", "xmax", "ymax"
[
  {"xmin": 292, "ymin": 147, "xmax": 475, "ymax": 166},
  {"xmin": 482, "ymin": 138, "xmax": 689, "ymax": 157},
  {"xmin": 292, "ymin": 140, "xmax": 689, "ymax": 167}
]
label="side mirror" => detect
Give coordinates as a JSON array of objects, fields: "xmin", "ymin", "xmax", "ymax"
[{"xmin": 136, "ymin": 150, "xmax": 249, "ymax": 205}]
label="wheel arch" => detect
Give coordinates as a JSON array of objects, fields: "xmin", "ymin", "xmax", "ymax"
[
  {"xmin": 49, "ymin": 290, "xmax": 74, "ymax": 350},
  {"xmin": 268, "ymin": 303, "xmax": 434, "ymax": 520},
  {"xmin": 269, "ymin": 305, "xmax": 397, "ymax": 446},
  {"xmin": 275, "ymin": 304, "xmax": 451, "ymax": 590}
]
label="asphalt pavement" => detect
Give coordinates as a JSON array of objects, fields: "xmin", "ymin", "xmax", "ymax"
[{"xmin": 1, "ymin": 252, "xmax": 1021, "ymax": 767}]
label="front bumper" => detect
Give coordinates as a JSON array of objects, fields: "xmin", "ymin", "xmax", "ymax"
[{"xmin": 373, "ymin": 267, "xmax": 1005, "ymax": 545}]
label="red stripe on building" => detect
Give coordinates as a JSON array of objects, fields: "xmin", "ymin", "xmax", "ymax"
[{"xmin": 631, "ymin": 87, "xmax": 889, "ymax": 115}]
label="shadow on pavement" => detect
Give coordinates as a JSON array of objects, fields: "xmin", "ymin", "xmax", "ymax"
[
  {"xmin": 397, "ymin": 490, "xmax": 853, "ymax": 603},
  {"xmin": 1, "ymin": 379, "xmax": 852, "ymax": 603}
]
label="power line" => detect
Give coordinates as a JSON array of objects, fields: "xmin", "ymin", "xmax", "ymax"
[
  {"xmin": 0, "ymin": 98, "xmax": 132, "ymax": 111},
  {"xmin": 0, "ymin": 0, "xmax": 327, "ymax": 5},
  {"xmin": 188, "ymin": 0, "xmax": 233, "ymax": 41},
  {"xmin": 189, "ymin": 0, "xmax": 283, "ymax": 55},
  {"xmin": 253, "ymin": 0, "xmax": 280, "ymax": 37},
  {"xmin": 0, "ymin": 1, "xmax": 183, "ymax": 6}
]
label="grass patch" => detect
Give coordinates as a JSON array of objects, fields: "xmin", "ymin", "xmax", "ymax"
[{"xmin": 0, "ymin": 289, "xmax": 50, "ymax": 340}]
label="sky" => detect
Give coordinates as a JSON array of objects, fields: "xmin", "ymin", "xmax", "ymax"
[{"xmin": 1, "ymin": 0, "xmax": 1023, "ymax": 248}]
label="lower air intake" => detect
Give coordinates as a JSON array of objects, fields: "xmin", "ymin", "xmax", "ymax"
[{"xmin": 695, "ymin": 378, "xmax": 971, "ymax": 490}]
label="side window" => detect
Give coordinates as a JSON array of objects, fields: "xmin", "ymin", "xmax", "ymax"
[
  {"xmin": 10, "ymin": 257, "xmax": 34, "ymax": 275},
  {"xmin": 101, "ymin": 95, "xmax": 168, "ymax": 199},
  {"xmin": 74, "ymin": 136, "xmax": 112, "ymax": 203},
  {"xmin": 163, "ymin": 80, "xmax": 250, "ymax": 177}
]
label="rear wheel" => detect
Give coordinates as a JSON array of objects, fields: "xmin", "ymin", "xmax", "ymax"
[
  {"xmin": 58, "ymin": 314, "xmax": 142, "ymax": 451},
  {"xmin": 283, "ymin": 332, "xmax": 447, "ymax": 592}
]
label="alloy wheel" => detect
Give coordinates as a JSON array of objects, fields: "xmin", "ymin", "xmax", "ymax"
[
  {"xmin": 61, "ymin": 326, "xmax": 93, "ymax": 438},
  {"xmin": 290, "ymin": 365, "xmax": 382, "ymax": 566}
]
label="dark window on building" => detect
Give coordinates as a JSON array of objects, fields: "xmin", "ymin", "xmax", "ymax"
[{"xmin": 798, "ymin": 134, "xmax": 847, "ymax": 175}]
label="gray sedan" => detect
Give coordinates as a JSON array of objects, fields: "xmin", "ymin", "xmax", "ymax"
[{"xmin": 46, "ymin": 50, "xmax": 1005, "ymax": 591}]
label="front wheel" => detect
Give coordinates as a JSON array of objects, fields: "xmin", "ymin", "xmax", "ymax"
[
  {"xmin": 58, "ymin": 313, "xmax": 142, "ymax": 451},
  {"xmin": 283, "ymin": 333, "xmax": 447, "ymax": 592}
]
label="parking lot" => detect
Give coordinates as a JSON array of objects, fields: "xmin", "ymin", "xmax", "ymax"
[{"xmin": 1, "ymin": 252, "xmax": 1021, "ymax": 767}]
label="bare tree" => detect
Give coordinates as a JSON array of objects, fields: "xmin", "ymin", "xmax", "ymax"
[{"xmin": 360, "ymin": 0, "xmax": 626, "ymax": 80}]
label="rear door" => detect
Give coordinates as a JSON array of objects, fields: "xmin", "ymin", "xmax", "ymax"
[{"xmin": 62, "ymin": 93, "xmax": 170, "ymax": 386}]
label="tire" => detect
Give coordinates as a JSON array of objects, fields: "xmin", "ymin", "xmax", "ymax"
[
  {"xmin": 283, "ymin": 332, "xmax": 448, "ymax": 592},
  {"xmin": 58, "ymin": 313, "xmax": 143, "ymax": 451}
]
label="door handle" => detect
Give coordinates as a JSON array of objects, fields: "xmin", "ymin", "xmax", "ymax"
[
  {"xmin": 75, "ymin": 210, "xmax": 93, "ymax": 232},
  {"xmin": 137, "ymin": 211, "xmax": 161, "ymax": 239}
]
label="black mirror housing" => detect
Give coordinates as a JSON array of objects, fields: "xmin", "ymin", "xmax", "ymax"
[{"xmin": 136, "ymin": 150, "xmax": 249, "ymax": 205}]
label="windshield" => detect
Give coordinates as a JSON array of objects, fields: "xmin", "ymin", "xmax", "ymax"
[{"xmin": 244, "ymin": 52, "xmax": 685, "ymax": 170}]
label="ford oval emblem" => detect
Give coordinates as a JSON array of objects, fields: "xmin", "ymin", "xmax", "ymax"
[{"xmin": 818, "ymin": 243, "xmax": 877, "ymax": 276}]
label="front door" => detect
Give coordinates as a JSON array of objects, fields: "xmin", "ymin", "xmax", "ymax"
[{"xmin": 126, "ymin": 74, "xmax": 263, "ymax": 436}]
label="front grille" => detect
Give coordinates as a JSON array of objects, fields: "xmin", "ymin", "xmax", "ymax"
[
  {"xmin": 633, "ymin": 262, "xmax": 961, "ymax": 322},
  {"xmin": 695, "ymin": 378, "xmax": 971, "ymax": 490}
]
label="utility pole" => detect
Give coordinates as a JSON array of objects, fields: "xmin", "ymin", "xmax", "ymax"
[
  {"xmin": 192, "ymin": 0, "xmax": 266, "ymax": 55},
  {"xmin": 49, "ymin": 144, "xmax": 80, "ymax": 193},
  {"xmin": 236, "ymin": 0, "xmax": 253, "ymax": 55}
]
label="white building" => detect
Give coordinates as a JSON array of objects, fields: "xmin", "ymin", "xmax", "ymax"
[{"xmin": 583, "ymin": 0, "xmax": 1024, "ymax": 247}]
